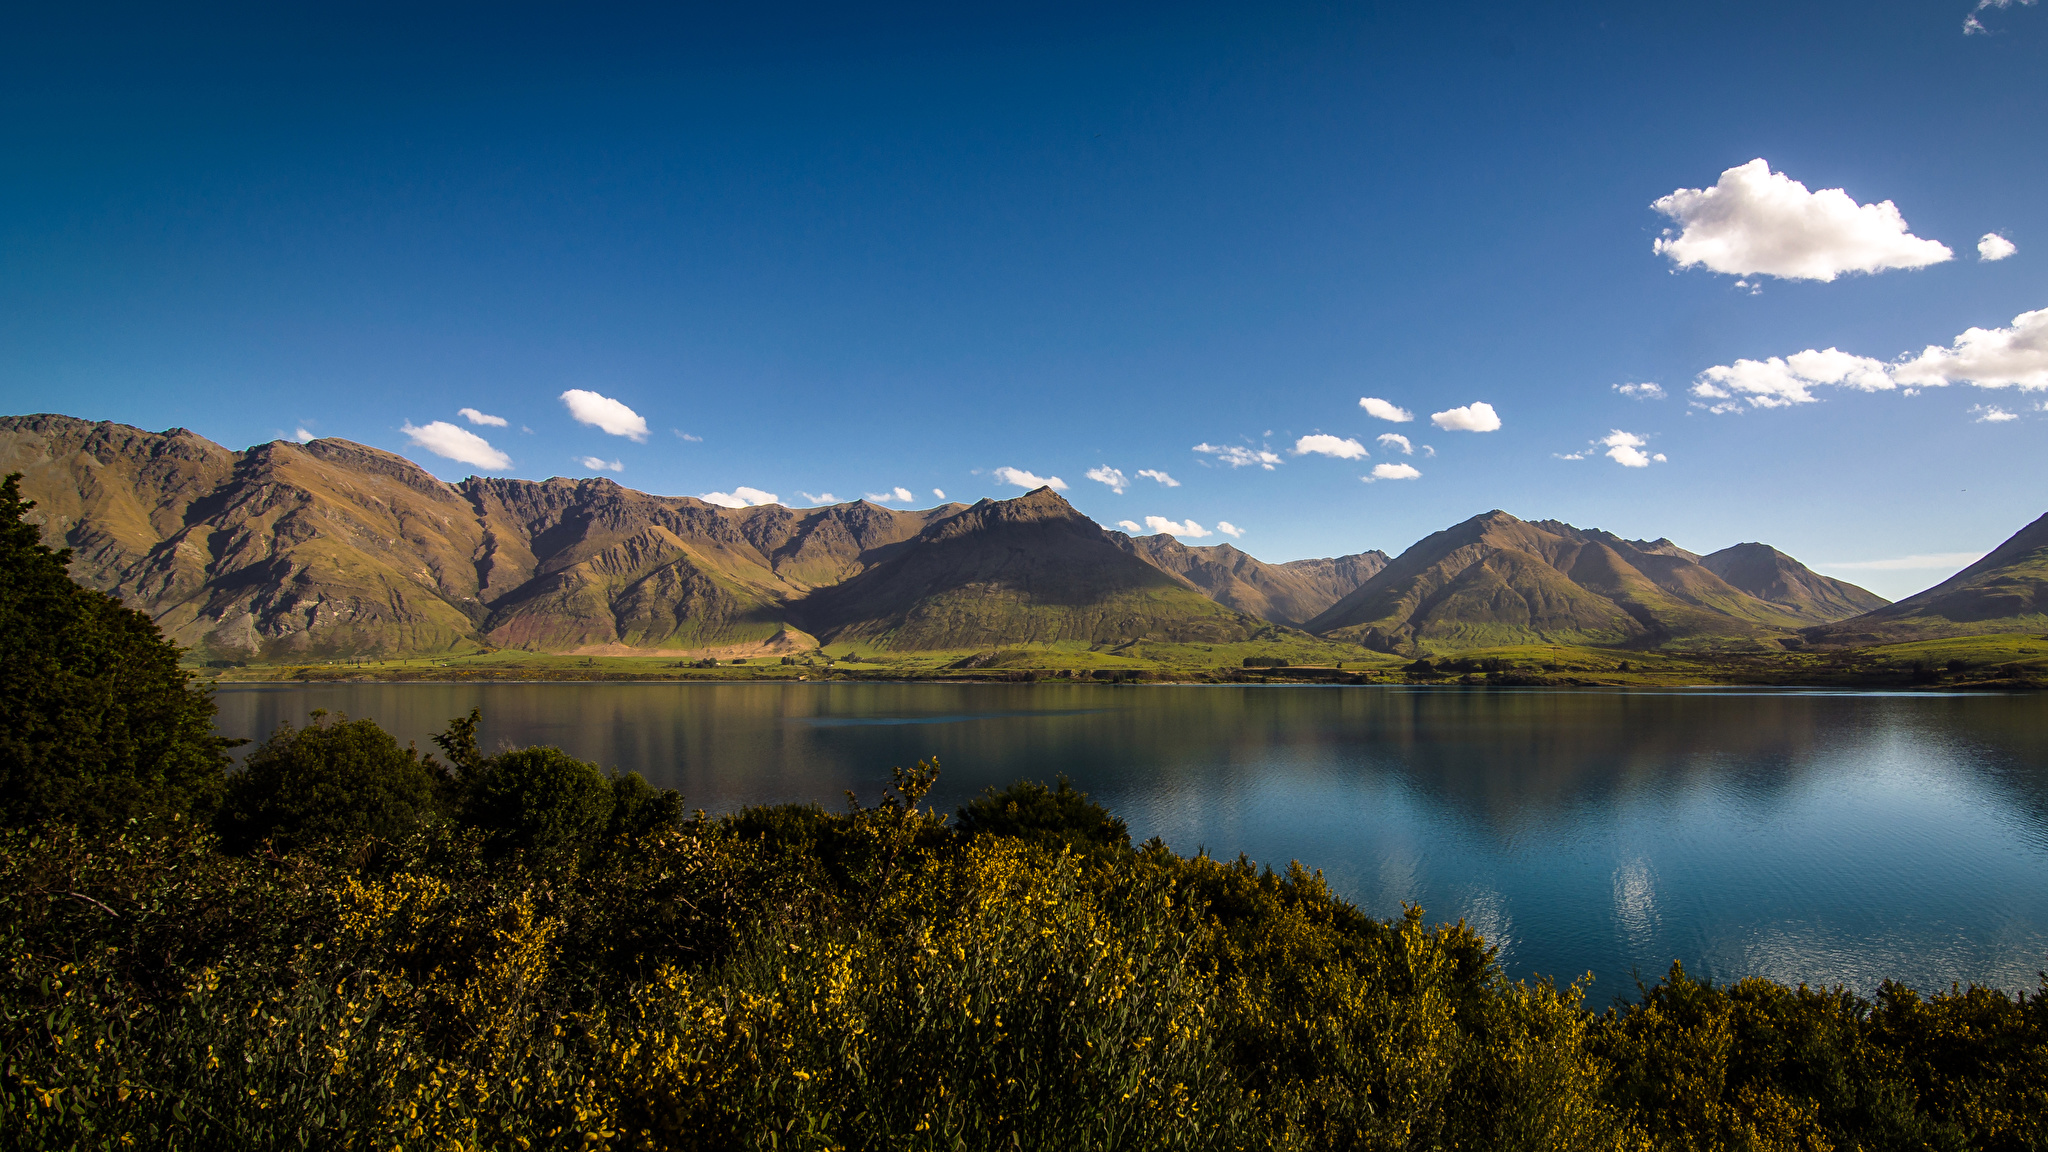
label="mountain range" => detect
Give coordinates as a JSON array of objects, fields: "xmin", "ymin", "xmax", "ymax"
[{"xmin": 5, "ymin": 413, "xmax": 2040, "ymax": 661}]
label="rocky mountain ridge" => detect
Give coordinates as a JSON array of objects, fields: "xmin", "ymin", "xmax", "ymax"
[{"xmin": 9, "ymin": 413, "xmax": 2002, "ymax": 661}]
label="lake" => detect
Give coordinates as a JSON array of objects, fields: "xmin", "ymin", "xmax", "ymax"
[{"xmin": 212, "ymin": 682, "xmax": 2048, "ymax": 1002}]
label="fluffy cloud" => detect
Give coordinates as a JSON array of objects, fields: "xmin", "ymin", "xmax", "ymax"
[
  {"xmin": 459, "ymin": 407, "xmax": 508, "ymax": 427},
  {"xmin": 1704, "ymin": 306, "xmax": 2048, "ymax": 413},
  {"xmin": 800, "ymin": 492, "xmax": 839, "ymax": 505},
  {"xmin": 1376, "ymin": 433, "xmax": 1414, "ymax": 455},
  {"xmin": 1116, "ymin": 519, "xmax": 1143, "ymax": 532},
  {"xmin": 1194, "ymin": 443, "xmax": 1282, "ymax": 469},
  {"xmin": 1651, "ymin": 159, "xmax": 1952, "ymax": 281},
  {"xmin": 1599, "ymin": 430, "xmax": 1662, "ymax": 467},
  {"xmin": 1086, "ymin": 466, "xmax": 1129, "ymax": 493},
  {"xmin": 699, "ymin": 486, "xmax": 779, "ymax": 508},
  {"xmin": 560, "ymin": 389, "xmax": 649, "ymax": 441},
  {"xmin": 293, "ymin": 427, "xmax": 315, "ymax": 443},
  {"xmin": 992, "ymin": 467, "xmax": 1067, "ymax": 490},
  {"xmin": 1974, "ymin": 405, "xmax": 2019, "ymax": 422},
  {"xmin": 933, "ymin": 488, "xmax": 946, "ymax": 499},
  {"xmin": 1430, "ymin": 402, "xmax": 1501, "ymax": 432},
  {"xmin": 1364, "ymin": 463, "xmax": 1421, "ymax": 482},
  {"xmin": 863, "ymin": 487, "xmax": 916, "ymax": 502},
  {"xmin": 1693, "ymin": 347, "xmax": 1897, "ymax": 409},
  {"xmin": 401, "ymin": 420, "xmax": 512, "ymax": 470},
  {"xmin": 1292, "ymin": 434, "xmax": 1369, "ymax": 460},
  {"xmin": 1216, "ymin": 521, "xmax": 1244, "ymax": 538},
  {"xmin": 1358, "ymin": 397, "xmax": 1413, "ymax": 422},
  {"xmin": 578, "ymin": 456, "xmax": 624, "ymax": 472},
  {"xmin": 1894, "ymin": 306, "xmax": 2048, "ymax": 389},
  {"xmin": 1136, "ymin": 469, "xmax": 1180, "ymax": 487},
  {"xmin": 1979, "ymin": 233, "xmax": 2018, "ymax": 261},
  {"xmin": 1614, "ymin": 383, "xmax": 1666, "ymax": 400},
  {"xmin": 1142, "ymin": 516, "xmax": 1211, "ymax": 538}
]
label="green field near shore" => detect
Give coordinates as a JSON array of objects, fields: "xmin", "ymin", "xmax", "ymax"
[{"xmin": 190, "ymin": 633, "xmax": 2048, "ymax": 689}]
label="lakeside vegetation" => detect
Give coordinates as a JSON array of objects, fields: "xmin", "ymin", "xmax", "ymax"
[
  {"xmin": 5, "ymin": 472, "xmax": 2046, "ymax": 1148},
  {"xmin": 193, "ymin": 633, "xmax": 2048, "ymax": 690}
]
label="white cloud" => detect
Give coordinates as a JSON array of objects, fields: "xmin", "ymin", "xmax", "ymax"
[
  {"xmin": 1974, "ymin": 405, "xmax": 2019, "ymax": 422},
  {"xmin": 699, "ymin": 486, "xmax": 780, "ymax": 508},
  {"xmin": 1086, "ymin": 466, "xmax": 1129, "ymax": 494},
  {"xmin": 992, "ymin": 466, "xmax": 1067, "ymax": 491},
  {"xmin": 459, "ymin": 407, "xmax": 508, "ymax": 427},
  {"xmin": 1554, "ymin": 452, "xmax": 1587, "ymax": 461},
  {"xmin": 933, "ymin": 488, "xmax": 946, "ymax": 499},
  {"xmin": 1358, "ymin": 397, "xmax": 1414, "ymax": 422},
  {"xmin": 673, "ymin": 429, "xmax": 702, "ymax": 443},
  {"xmin": 1894, "ymin": 306, "xmax": 2048, "ymax": 390},
  {"xmin": 1292, "ymin": 434, "xmax": 1369, "ymax": 460},
  {"xmin": 1614, "ymin": 383, "xmax": 1666, "ymax": 400},
  {"xmin": 1376, "ymin": 433, "xmax": 1414, "ymax": 455},
  {"xmin": 1692, "ymin": 347, "xmax": 1899, "ymax": 410},
  {"xmin": 1653, "ymin": 453, "xmax": 1668, "ymax": 462},
  {"xmin": 578, "ymin": 456, "xmax": 624, "ymax": 472},
  {"xmin": 1430, "ymin": 402, "xmax": 1501, "ymax": 432},
  {"xmin": 1820, "ymin": 552, "xmax": 1985, "ymax": 571},
  {"xmin": 293, "ymin": 427, "xmax": 315, "ymax": 443},
  {"xmin": 1599, "ymin": 430, "xmax": 1658, "ymax": 468},
  {"xmin": 1651, "ymin": 159, "xmax": 1952, "ymax": 281},
  {"xmin": 1116, "ymin": 519, "xmax": 1143, "ymax": 532},
  {"xmin": 1193, "ymin": 443, "xmax": 1282, "ymax": 469},
  {"xmin": 863, "ymin": 487, "xmax": 917, "ymax": 502},
  {"xmin": 800, "ymin": 492, "xmax": 839, "ymax": 504},
  {"xmin": 1979, "ymin": 232, "xmax": 2018, "ymax": 261},
  {"xmin": 1965, "ymin": 0, "xmax": 2035, "ymax": 34},
  {"xmin": 559, "ymin": 389, "xmax": 650, "ymax": 441},
  {"xmin": 1422, "ymin": 444, "xmax": 1436, "ymax": 457},
  {"xmin": 1216, "ymin": 521, "xmax": 1244, "ymax": 538},
  {"xmin": 400, "ymin": 420, "xmax": 512, "ymax": 470},
  {"xmin": 1364, "ymin": 463, "xmax": 1421, "ymax": 482},
  {"xmin": 1142, "ymin": 515, "xmax": 1211, "ymax": 538},
  {"xmin": 1136, "ymin": 469, "xmax": 1180, "ymax": 487}
]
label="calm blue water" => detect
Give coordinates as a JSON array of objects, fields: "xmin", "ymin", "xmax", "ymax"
[{"xmin": 212, "ymin": 683, "xmax": 2048, "ymax": 1001}]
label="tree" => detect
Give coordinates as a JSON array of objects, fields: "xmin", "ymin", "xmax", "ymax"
[
  {"xmin": 462, "ymin": 745, "xmax": 619, "ymax": 859},
  {"xmin": 0, "ymin": 473, "xmax": 230, "ymax": 828},
  {"xmin": 955, "ymin": 776, "xmax": 1130, "ymax": 856},
  {"xmin": 214, "ymin": 711, "xmax": 446, "ymax": 854}
]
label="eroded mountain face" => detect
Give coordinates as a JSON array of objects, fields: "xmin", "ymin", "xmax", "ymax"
[
  {"xmin": 3, "ymin": 415, "xmax": 1913, "ymax": 660},
  {"xmin": 1305, "ymin": 511, "xmax": 1886, "ymax": 651},
  {"xmin": 1110, "ymin": 533, "xmax": 1388, "ymax": 626},
  {"xmin": 0, "ymin": 416, "xmax": 1268, "ymax": 658}
]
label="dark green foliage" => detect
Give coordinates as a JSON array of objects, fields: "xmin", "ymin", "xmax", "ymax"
[
  {"xmin": 460, "ymin": 745, "xmax": 618, "ymax": 858},
  {"xmin": 1, "ymin": 773, "xmax": 2044, "ymax": 1149},
  {"xmin": 214, "ymin": 711, "xmax": 446, "ymax": 855},
  {"xmin": 0, "ymin": 474, "xmax": 230, "ymax": 830},
  {"xmin": 1242, "ymin": 656, "xmax": 1289, "ymax": 668},
  {"xmin": 955, "ymin": 774, "xmax": 1130, "ymax": 855}
]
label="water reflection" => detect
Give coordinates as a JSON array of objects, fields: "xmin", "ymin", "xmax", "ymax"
[{"xmin": 212, "ymin": 683, "xmax": 2048, "ymax": 998}]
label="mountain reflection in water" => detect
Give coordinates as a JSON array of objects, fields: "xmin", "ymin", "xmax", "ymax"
[{"xmin": 213, "ymin": 683, "xmax": 2048, "ymax": 999}]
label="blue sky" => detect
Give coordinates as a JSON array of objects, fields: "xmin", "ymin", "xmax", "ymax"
[{"xmin": 3, "ymin": 0, "xmax": 2044, "ymax": 599}]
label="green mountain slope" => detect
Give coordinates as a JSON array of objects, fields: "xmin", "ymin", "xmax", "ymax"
[
  {"xmin": 1112, "ymin": 533, "xmax": 1388, "ymax": 625},
  {"xmin": 1306, "ymin": 511, "xmax": 1832, "ymax": 651},
  {"xmin": 1699, "ymin": 543, "xmax": 1888, "ymax": 623},
  {"xmin": 799, "ymin": 489, "xmax": 1266, "ymax": 649},
  {"xmin": 1800, "ymin": 511, "xmax": 2048, "ymax": 646}
]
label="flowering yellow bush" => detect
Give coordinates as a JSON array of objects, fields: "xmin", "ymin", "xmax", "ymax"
[{"xmin": 0, "ymin": 765, "xmax": 2041, "ymax": 1150}]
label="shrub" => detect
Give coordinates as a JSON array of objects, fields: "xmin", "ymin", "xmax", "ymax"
[
  {"xmin": 461, "ymin": 745, "xmax": 617, "ymax": 859},
  {"xmin": 214, "ymin": 711, "xmax": 445, "ymax": 855},
  {"xmin": 955, "ymin": 775, "xmax": 1130, "ymax": 856}
]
